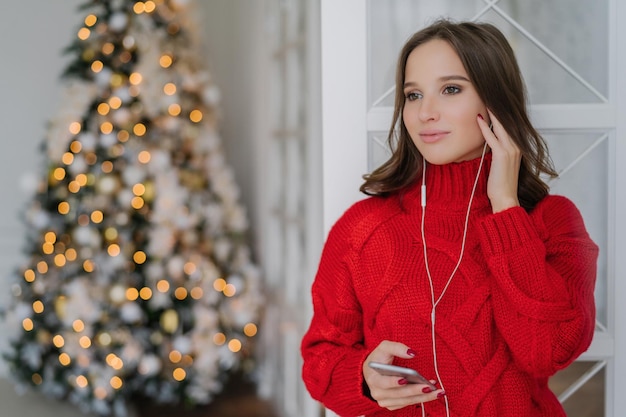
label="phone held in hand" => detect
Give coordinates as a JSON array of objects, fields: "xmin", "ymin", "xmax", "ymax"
[{"xmin": 368, "ymin": 362, "xmax": 437, "ymax": 390}]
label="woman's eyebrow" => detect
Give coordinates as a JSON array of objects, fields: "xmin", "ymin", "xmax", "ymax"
[
  {"xmin": 403, "ymin": 75, "xmax": 470, "ymax": 89},
  {"xmin": 439, "ymin": 75, "xmax": 470, "ymax": 82}
]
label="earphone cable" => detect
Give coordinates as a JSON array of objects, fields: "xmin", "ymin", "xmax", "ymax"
[{"xmin": 419, "ymin": 142, "xmax": 488, "ymax": 416}]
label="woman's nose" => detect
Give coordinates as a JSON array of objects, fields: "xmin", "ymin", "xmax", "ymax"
[{"xmin": 418, "ymin": 96, "xmax": 439, "ymax": 122}]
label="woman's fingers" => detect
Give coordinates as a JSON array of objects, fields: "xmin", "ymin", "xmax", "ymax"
[
  {"xmin": 478, "ymin": 110, "xmax": 521, "ymax": 212},
  {"xmin": 363, "ymin": 340, "xmax": 445, "ymax": 410},
  {"xmin": 370, "ymin": 383, "xmax": 444, "ymax": 410},
  {"xmin": 477, "ymin": 113, "xmax": 496, "ymax": 147},
  {"xmin": 367, "ymin": 340, "xmax": 416, "ymax": 363}
]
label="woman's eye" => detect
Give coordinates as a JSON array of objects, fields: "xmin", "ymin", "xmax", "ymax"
[
  {"xmin": 405, "ymin": 92, "xmax": 422, "ymax": 101},
  {"xmin": 443, "ymin": 85, "xmax": 461, "ymax": 94}
]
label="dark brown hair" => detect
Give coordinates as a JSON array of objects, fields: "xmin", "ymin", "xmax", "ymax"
[{"xmin": 360, "ymin": 18, "xmax": 557, "ymax": 211}]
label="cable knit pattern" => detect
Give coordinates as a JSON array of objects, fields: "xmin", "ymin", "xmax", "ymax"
[{"xmin": 301, "ymin": 156, "xmax": 598, "ymax": 417}]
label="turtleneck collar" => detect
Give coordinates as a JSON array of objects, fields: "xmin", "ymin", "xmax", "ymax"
[{"xmin": 402, "ymin": 152, "xmax": 492, "ymax": 213}]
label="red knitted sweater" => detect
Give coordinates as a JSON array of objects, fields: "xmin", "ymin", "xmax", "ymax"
[{"xmin": 301, "ymin": 156, "xmax": 598, "ymax": 417}]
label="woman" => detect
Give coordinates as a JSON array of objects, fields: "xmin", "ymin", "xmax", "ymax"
[{"xmin": 301, "ymin": 19, "xmax": 598, "ymax": 417}]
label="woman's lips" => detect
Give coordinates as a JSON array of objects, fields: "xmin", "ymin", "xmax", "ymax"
[{"xmin": 419, "ymin": 131, "xmax": 449, "ymax": 143}]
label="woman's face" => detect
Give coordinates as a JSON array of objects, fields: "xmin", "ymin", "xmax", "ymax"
[{"xmin": 402, "ymin": 39, "xmax": 489, "ymax": 165}]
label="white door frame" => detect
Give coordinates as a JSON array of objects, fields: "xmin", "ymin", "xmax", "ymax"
[
  {"xmin": 320, "ymin": 0, "xmax": 368, "ymax": 234},
  {"xmin": 612, "ymin": 0, "xmax": 626, "ymax": 415}
]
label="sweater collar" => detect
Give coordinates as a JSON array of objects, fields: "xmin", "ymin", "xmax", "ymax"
[{"xmin": 403, "ymin": 152, "xmax": 492, "ymax": 212}]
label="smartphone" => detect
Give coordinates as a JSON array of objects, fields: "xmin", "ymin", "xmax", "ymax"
[{"xmin": 368, "ymin": 362, "xmax": 437, "ymax": 390}]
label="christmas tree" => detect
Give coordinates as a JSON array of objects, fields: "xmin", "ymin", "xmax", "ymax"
[{"xmin": 2, "ymin": 0, "xmax": 262, "ymax": 415}]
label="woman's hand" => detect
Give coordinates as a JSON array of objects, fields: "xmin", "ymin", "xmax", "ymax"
[
  {"xmin": 363, "ymin": 340, "xmax": 444, "ymax": 411},
  {"xmin": 477, "ymin": 109, "xmax": 521, "ymax": 213}
]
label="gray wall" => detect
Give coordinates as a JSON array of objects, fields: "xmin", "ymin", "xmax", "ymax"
[
  {"xmin": 0, "ymin": 0, "xmax": 84, "ymax": 367},
  {"xmin": 0, "ymin": 1, "xmax": 266, "ymax": 416},
  {"xmin": 0, "ymin": 3, "xmax": 96, "ymax": 415},
  {"xmin": 195, "ymin": 0, "xmax": 268, "ymax": 256}
]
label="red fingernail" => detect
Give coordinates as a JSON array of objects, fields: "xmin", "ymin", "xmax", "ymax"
[
  {"xmin": 407, "ymin": 349, "xmax": 416, "ymax": 357},
  {"xmin": 398, "ymin": 378, "xmax": 408, "ymax": 385},
  {"xmin": 437, "ymin": 391, "xmax": 446, "ymax": 398},
  {"xmin": 422, "ymin": 386, "xmax": 432, "ymax": 393},
  {"xmin": 477, "ymin": 114, "xmax": 484, "ymax": 120}
]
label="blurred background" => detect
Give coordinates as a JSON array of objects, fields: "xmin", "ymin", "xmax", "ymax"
[{"xmin": 0, "ymin": 1, "xmax": 624, "ymax": 417}]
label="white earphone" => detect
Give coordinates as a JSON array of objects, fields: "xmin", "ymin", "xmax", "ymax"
[{"xmin": 419, "ymin": 141, "xmax": 488, "ymax": 417}]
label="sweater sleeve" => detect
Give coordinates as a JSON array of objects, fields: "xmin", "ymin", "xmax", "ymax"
[
  {"xmin": 300, "ymin": 208, "xmax": 382, "ymax": 417},
  {"xmin": 477, "ymin": 195, "xmax": 598, "ymax": 377}
]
